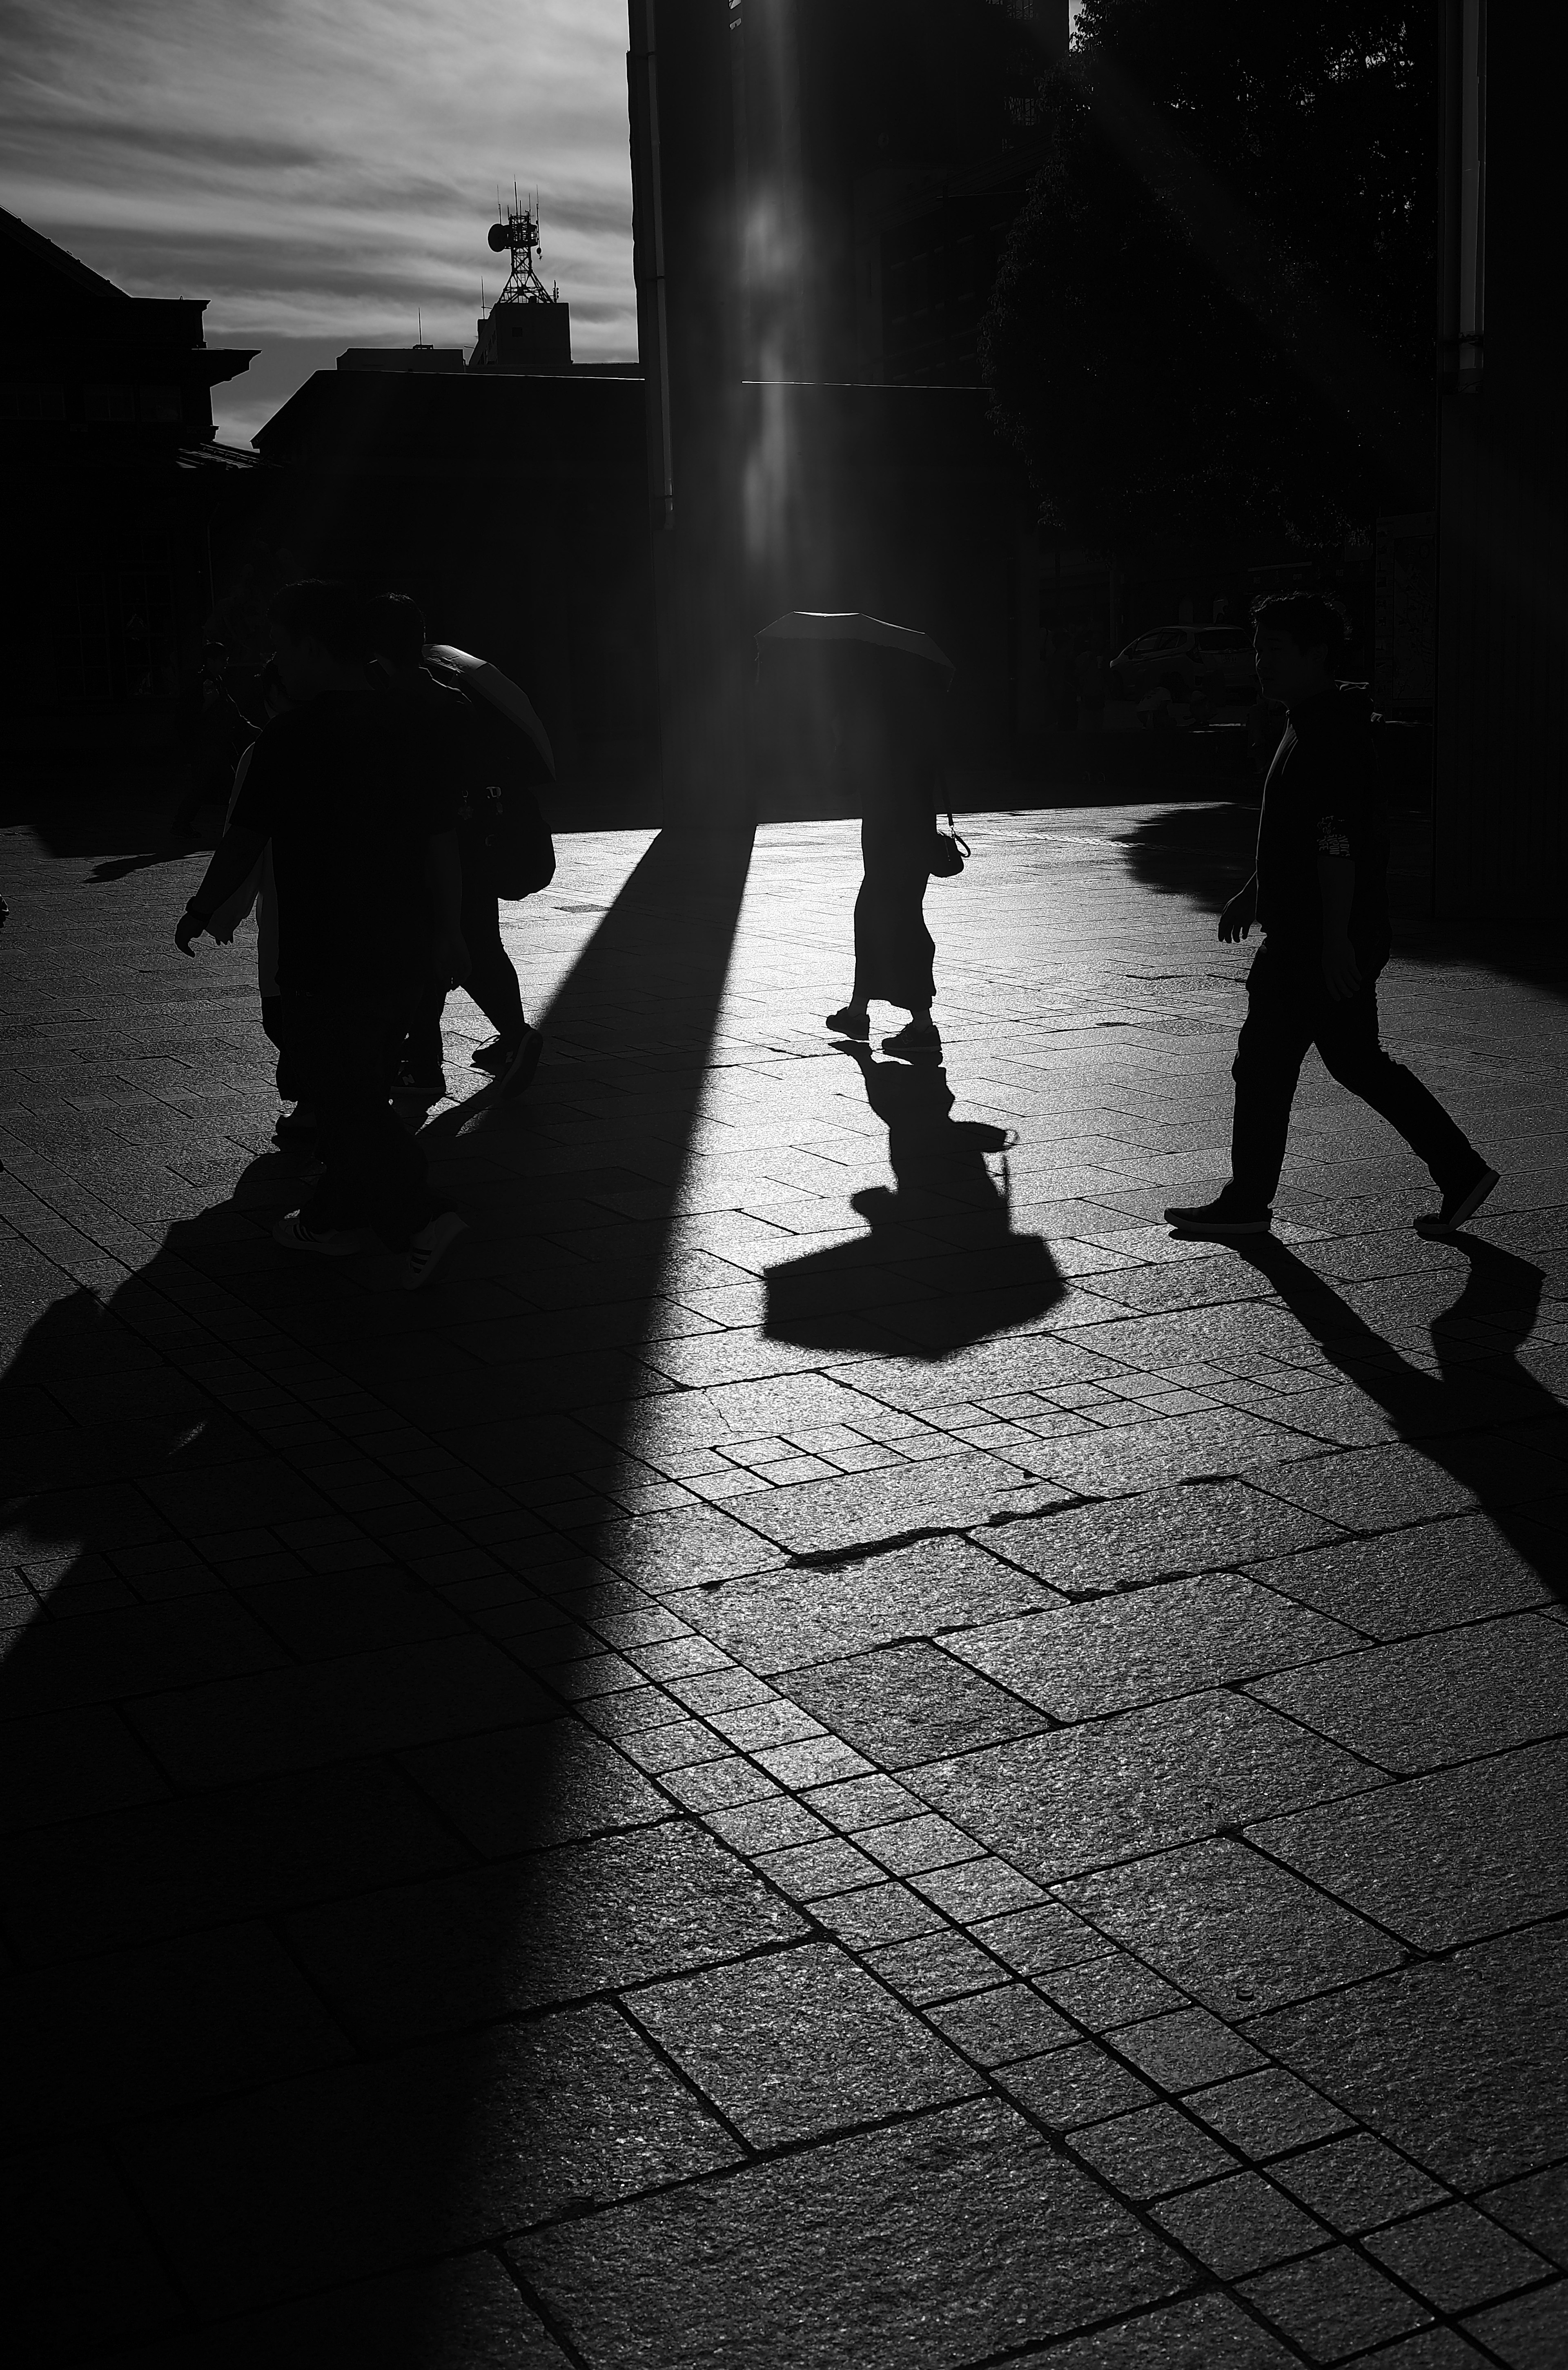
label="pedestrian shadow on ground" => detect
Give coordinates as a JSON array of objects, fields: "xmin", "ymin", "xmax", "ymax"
[
  {"xmin": 1116, "ymin": 802, "xmax": 1259, "ymax": 914},
  {"xmin": 0, "ymin": 826, "xmax": 759, "ymax": 2364},
  {"xmin": 1240, "ymin": 1233, "xmax": 1567, "ymax": 1603},
  {"xmin": 763, "ymin": 1046, "xmax": 1065, "ymax": 1358}
]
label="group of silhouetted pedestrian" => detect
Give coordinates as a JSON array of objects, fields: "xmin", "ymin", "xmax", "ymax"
[{"xmin": 175, "ymin": 579, "xmax": 547, "ymax": 1290}]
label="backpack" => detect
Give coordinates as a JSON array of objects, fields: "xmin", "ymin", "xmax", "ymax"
[{"xmin": 472, "ymin": 777, "xmax": 556, "ymax": 900}]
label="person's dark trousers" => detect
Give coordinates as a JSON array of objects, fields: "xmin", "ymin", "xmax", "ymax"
[
  {"xmin": 1231, "ymin": 940, "xmax": 1482, "ymax": 1207},
  {"xmin": 405, "ymin": 871, "xmax": 525, "ymax": 1078},
  {"xmin": 260, "ymin": 996, "xmax": 304, "ymax": 1103},
  {"xmin": 285, "ymin": 994, "xmax": 444, "ymax": 1247}
]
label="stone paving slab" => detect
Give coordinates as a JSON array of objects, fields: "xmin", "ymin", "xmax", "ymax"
[{"xmin": 1, "ymin": 798, "xmax": 1565, "ymax": 2363}]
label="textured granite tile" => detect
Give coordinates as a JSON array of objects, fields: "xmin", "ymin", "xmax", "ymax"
[
  {"xmin": 1479, "ymin": 2163, "xmax": 1568, "ymax": 2272},
  {"xmin": 1463, "ymin": 2281, "xmax": 1568, "ymax": 2370},
  {"xmin": 1248, "ymin": 1739, "xmax": 1568, "ymax": 1949},
  {"xmin": 1240, "ymin": 2245, "xmax": 1432, "ymax": 2358},
  {"xmin": 950, "ymin": 1571, "xmax": 1355, "ymax": 1724},
  {"xmin": 1273, "ymin": 2132, "xmax": 1449, "ymax": 2234},
  {"xmin": 628, "ymin": 1941, "xmax": 978, "ymax": 2145},
  {"xmin": 780, "ymin": 1639, "xmax": 1045, "ymax": 1769},
  {"xmin": 985, "ymin": 1481, "xmax": 1341, "ymax": 1595},
  {"xmin": 680, "ymin": 1533, "xmax": 1058, "ymax": 1675},
  {"xmin": 1250, "ymin": 1922, "xmax": 1568, "ymax": 2189},
  {"xmin": 928, "ymin": 1982, "xmax": 1078, "ymax": 2067},
  {"xmin": 511, "ymin": 2100, "xmax": 1184, "ymax": 2370},
  {"xmin": 1248, "ymin": 1615, "xmax": 1568, "ymax": 1774},
  {"xmin": 1153, "ymin": 2169, "xmax": 1327, "ymax": 2278},
  {"xmin": 1365, "ymin": 2202, "xmax": 1551, "ymax": 2311},
  {"xmin": 1252, "ymin": 1515, "xmax": 1555, "ymax": 1640},
  {"xmin": 1187, "ymin": 2066, "xmax": 1353, "ymax": 2158},
  {"xmin": 907, "ymin": 1691, "xmax": 1378, "ymax": 1885},
  {"xmin": 1069, "ymin": 2103, "xmax": 1237, "ymax": 2201},
  {"xmin": 998, "ymin": 2043, "xmax": 1156, "ymax": 2132},
  {"xmin": 1060, "ymin": 1835, "xmax": 1403, "ymax": 2015},
  {"xmin": 400, "ymin": 1720, "xmax": 670, "ymax": 1856}
]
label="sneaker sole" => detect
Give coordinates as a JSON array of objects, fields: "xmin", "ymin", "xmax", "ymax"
[
  {"xmin": 1416, "ymin": 1167, "xmax": 1501, "ymax": 1235},
  {"xmin": 1166, "ymin": 1215, "xmax": 1272, "ymax": 1236}
]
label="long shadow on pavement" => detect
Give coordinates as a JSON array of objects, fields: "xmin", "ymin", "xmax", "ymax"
[
  {"xmin": 763, "ymin": 1047, "xmax": 1064, "ymax": 1358},
  {"xmin": 0, "ymin": 827, "xmax": 758, "ymax": 2364},
  {"xmin": 1238, "ymin": 1234, "xmax": 1568, "ymax": 1605}
]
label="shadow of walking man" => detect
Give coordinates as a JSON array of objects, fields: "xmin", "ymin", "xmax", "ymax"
[
  {"xmin": 765, "ymin": 1045, "xmax": 1065, "ymax": 1359},
  {"xmin": 1239, "ymin": 1233, "xmax": 1567, "ymax": 1604}
]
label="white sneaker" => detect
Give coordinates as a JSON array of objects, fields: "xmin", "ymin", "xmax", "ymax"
[
  {"xmin": 495, "ymin": 1025, "xmax": 545, "ymax": 1099},
  {"xmin": 404, "ymin": 1210, "xmax": 466, "ymax": 1290},
  {"xmin": 272, "ymin": 1212, "xmax": 363, "ymax": 1256}
]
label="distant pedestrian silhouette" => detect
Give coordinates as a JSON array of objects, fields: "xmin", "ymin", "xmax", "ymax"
[
  {"xmin": 1167, "ymin": 592, "xmax": 1497, "ymax": 1241},
  {"xmin": 766, "ymin": 1046, "xmax": 1063, "ymax": 1357},
  {"xmin": 367, "ymin": 595, "xmax": 545, "ymax": 1109},
  {"xmin": 825, "ymin": 646, "xmax": 946, "ymax": 1060}
]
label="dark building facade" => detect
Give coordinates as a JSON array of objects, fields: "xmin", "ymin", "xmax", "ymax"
[
  {"xmin": 1, "ymin": 208, "xmax": 256, "ymax": 762},
  {"xmin": 1433, "ymin": 0, "xmax": 1566, "ymax": 920},
  {"xmin": 250, "ymin": 370, "xmax": 659, "ymax": 792},
  {"xmin": 628, "ymin": 0, "xmax": 1066, "ymax": 820}
]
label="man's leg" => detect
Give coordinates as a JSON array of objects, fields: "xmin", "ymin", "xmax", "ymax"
[
  {"xmin": 1227, "ymin": 946, "xmax": 1317, "ymax": 1207},
  {"xmin": 1313, "ymin": 978, "xmax": 1488, "ymax": 1195},
  {"xmin": 287, "ymin": 998, "xmax": 442, "ymax": 1246}
]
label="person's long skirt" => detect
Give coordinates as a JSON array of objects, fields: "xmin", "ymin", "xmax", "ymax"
[{"xmin": 853, "ymin": 854, "xmax": 935, "ymax": 1011}]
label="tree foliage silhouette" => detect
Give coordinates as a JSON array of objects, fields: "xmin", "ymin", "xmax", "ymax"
[{"xmin": 982, "ymin": 4, "xmax": 1434, "ymax": 545}]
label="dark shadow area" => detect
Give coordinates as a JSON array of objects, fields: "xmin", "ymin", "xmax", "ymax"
[
  {"xmin": 0, "ymin": 826, "xmax": 755, "ymax": 2365},
  {"xmin": 763, "ymin": 1045, "xmax": 1064, "ymax": 1359},
  {"xmin": 1116, "ymin": 799, "xmax": 1259, "ymax": 912},
  {"xmin": 1240, "ymin": 1234, "xmax": 1568, "ymax": 1604},
  {"xmin": 1117, "ymin": 800, "xmax": 1568, "ymax": 1003}
]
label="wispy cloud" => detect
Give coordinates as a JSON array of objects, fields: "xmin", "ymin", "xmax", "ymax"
[{"xmin": 0, "ymin": 0, "xmax": 637, "ymax": 444}]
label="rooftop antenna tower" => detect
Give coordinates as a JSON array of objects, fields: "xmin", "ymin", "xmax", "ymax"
[{"xmin": 487, "ymin": 187, "xmax": 559, "ymax": 305}]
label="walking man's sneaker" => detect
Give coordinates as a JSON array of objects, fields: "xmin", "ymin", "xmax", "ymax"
[
  {"xmin": 405, "ymin": 1211, "xmax": 466, "ymax": 1290},
  {"xmin": 471, "ymin": 1036, "xmax": 509, "ymax": 1073},
  {"xmin": 396, "ymin": 1065, "xmax": 445, "ymax": 1103},
  {"xmin": 1415, "ymin": 1165, "xmax": 1501, "ymax": 1237},
  {"xmin": 881, "ymin": 1020, "xmax": 941, "ymax": 1058},
  {"xmin": 825, "ymin": 1006, "xmax": 870, "ymax": 1040},
  {"xmin": 272, "ymin": 1212, "xmax": 363, "ymax": 1256},
  {"xmin": 495, "ymin": 1024, "xmax": 545, "ymax": 1099},
  {"xmin": 1165, "ymin": 1190, "xmax": 1273, "ymax": 1237},
  {"xmin": 274, "ymin": 1104, "xmax": 316, "ymax": 1141}
]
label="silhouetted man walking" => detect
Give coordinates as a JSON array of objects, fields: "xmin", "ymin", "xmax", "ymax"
[{"xmin": 1167, "ymin": 592, "xmax": 1497, "ymax": 1240}]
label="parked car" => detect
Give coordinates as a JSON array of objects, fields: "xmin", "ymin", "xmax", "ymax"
[{"xmin": 1109, "ymin": 626, "xmax": 1258, "ymax": 713}]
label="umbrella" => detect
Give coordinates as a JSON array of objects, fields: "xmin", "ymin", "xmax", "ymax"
[
  {"xmin": 755, "ymin": 610, "xmax": 954, "ymax": 679},
  {"xmin": 423, "ymin": 643, "xmax": 556, "ymax": 778}
]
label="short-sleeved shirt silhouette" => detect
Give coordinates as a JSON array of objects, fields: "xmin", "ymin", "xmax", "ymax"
[
  {"xmin": 230, "ymin": 686, "xmax": 459, "ymax": 1000},
  {"xmin": 1254, "ymin": 683, "xmax": 1390, "ymax": 966}
]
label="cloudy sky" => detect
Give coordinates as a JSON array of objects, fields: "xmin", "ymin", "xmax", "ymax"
[{"xmin": 0, "ymin": 0, "xmax": 638, "ymax": 447}]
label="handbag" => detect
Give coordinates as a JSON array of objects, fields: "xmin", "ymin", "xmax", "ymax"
[
  {"xmin": 475, "ymin": 779, "xmax": 556, "ymax": 900},
  {"xmin": 930, "ymin": 810, "xmax": 969, "ymax": 878}
]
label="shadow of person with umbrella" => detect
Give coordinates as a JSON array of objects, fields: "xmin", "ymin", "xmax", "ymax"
[{"xmin": 765, "ymin": 1045, "xmax": 1065, "ymax": 1359}]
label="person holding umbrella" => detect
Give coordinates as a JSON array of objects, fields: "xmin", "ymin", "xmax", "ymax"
[
  {"xmin": 367, "ymin": 597, "xmax": 546, "ymax": 1105},
  {"xmin": 759, "ymin": 613, "xmax": 951, "ymax": 1058}
]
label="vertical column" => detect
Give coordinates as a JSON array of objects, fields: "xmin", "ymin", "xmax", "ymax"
[{"xmin": 627, "ymin": 0, "xmax": 753, "ymax": 829}]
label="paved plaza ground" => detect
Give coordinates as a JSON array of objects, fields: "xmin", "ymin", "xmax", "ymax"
[{"xmin": 2, "ymin": 796, "xmax": 1566, "ymax": 2368}]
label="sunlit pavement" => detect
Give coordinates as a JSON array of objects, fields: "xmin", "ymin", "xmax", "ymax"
[{"xmin": 2, "ymin": 800, "xmax": 1566, "ymax": 2366}]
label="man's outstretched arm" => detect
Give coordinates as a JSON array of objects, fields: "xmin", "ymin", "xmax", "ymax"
[
  {"xmin": 174, "ymin": 828, "xmax": 267, "ymax": 955},
  {"xmin": 1218, "ymin": 873, "xmax": 1257, "ymax": 942}
]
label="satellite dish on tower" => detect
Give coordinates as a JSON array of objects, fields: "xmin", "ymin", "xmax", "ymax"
[{"xmin": 484, "ymin": 192, "xmax": 558, "ymax": 306}]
